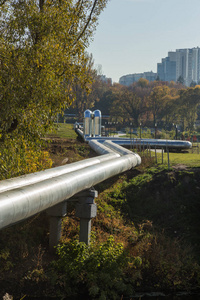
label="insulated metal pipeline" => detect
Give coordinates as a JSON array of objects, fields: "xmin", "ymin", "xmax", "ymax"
[
  {"xmin": 76, "ymin": 128, "xmax": 85, "ymax": 140},
  {"xmin": 0, "ymin": 153, "xmax": 120, "ymax": 193},
  {"xmin": 75, "ymin": 129, "xmax": 192, "ymax": 150},
  {"xmin": 107, "ymin": 138, "xmax": 192, "ymax": 150},
  {"xmin": 89, "ymin": 140, "xmax": 123, "ymax": 155},
  {"xmin": 103, "ymin": 140, "xmax": 136, "ymax": 156},
  {"xmin": 0, "ymin": 141, "xmax": 141, "ymax": 230},
  {"xmin": 87, "ymin": 138, "xmax": 192, "ymax": 150},
  {"xmin": 89, "ymin": 140, "xmax": 141, "ymax": 164}
]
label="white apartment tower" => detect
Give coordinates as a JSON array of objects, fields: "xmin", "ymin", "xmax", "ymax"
[{"xmin": 157, "ymin": 47, "xmax": 200, "ymax": 86}]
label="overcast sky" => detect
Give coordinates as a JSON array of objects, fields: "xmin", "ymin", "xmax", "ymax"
[{"xmin": 87, "ymin": 0, "xmax": 200, "ymax": 83}]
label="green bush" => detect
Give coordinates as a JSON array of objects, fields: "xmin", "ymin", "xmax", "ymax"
[
  {"xmin": 51, "ymin": 236, "xmax": 136, "ymax": 299},
  {"xmin": 0, "ymin": 134, "xmax": 52, "ymax": 180}
]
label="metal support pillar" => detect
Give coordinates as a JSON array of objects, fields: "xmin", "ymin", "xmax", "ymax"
[
  {"xmin": 46, "ymin": 202, "xmax": 67, "ymax": 252},
  {"xmin": 74, "ymin": 188, "xmax": 98, "ymax": 245},
  {"xmin": 79, "ymin": 218, "xmax": 92, "ymax": 244}
]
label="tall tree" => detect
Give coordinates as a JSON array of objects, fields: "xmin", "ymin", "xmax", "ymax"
[
  {"xmin": 110, "ymin": 87, "xmax": 145, "ymax": 127},
  {"xmin": 178, "ymin": 86, "xmax": 200, "ymax": 131},
  {"xmin": 0, "ymin": 0, "xmax": 108, "ymax": 139},
  {"xmin": 0, "ymin": 0, "xmax": 108, "ymax": 178},
  {"xmin": 68, "ymin": 53, "xmax": 97, "ymax": 120},
  {"xmin": 148, "ymin": 85, "xmax": 171, "ymax": 125}
]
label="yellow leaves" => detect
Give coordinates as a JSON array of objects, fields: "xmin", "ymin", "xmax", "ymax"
[
  {"xmin": 0, "ymin": 0, "xmax": 108, "ymax": 153},
  {"xmin": 35, "ymin": 59, "xmax": 42, "ymax": 68},
  {"xmin": 0, "ymin": 135, "xmax": 53, "ymax": 180},
  {"xmin": 23, "ymin": 148, "xmax": 53, "ymax": 174}
]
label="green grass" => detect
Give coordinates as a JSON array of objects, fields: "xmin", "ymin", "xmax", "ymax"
[
  {"xmin": 2, "ymin": 136, "xmax": 200, "ymax": 297},
  {"xmin": 47, "ymin": 124, "xmax": 200, "ymax": 168},
  {"xmin": 47, "ymin": 123, "xmax": 77, "ymax": 139},
  {"xmin": 144, "ymin": 150, "xmax": 200, "ymax": 168}
]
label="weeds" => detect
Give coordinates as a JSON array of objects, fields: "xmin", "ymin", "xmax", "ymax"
[
  {"xmin": 1, "ymin": 135, "xmax": 200, "ymax": 298},
  {"xmin": 51, "ymin": 236, "xmax": 135, "ymax": 299}
]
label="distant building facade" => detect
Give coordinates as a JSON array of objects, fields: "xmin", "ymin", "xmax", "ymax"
[
  {"xmin": 100, "ymin": 75, "xmax": 112, "ymax": 85},
  {"xmin": 119, "ymin": 71, "xmax": 157, "ymax": 86},
  {"xmin": 157, "ymin": 51, "xmax": 176, "ymax": 82},
  {"xmin": 157, "ymin": 47, "xmax": 200, "ymax": 86}
]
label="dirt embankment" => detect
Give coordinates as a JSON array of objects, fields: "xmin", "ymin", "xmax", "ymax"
[
  {"xmin": 1, "ymin": 138, "xmax": 200, "ymax": 298},
  {"xmin": 45, "ymin": 137, "xmax": 95, "ymax": 167}
]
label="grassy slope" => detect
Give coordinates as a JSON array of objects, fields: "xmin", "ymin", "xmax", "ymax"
[
  {"xmin": 48, "ymin": 123, "xmax": 77, "ymax": 139},
  {"xmin": 56, "ymin": 125, "xmax": 200, "ymax": 294},
  {"xmin": 152, "ymin": 151, "xmax": 200, "ymax": 168},
  {"xmin": 1, "ymin": 124, "xmax": 200, "ymax": 298}
]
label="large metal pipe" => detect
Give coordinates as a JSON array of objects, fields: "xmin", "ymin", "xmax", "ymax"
[
  {"xmin": 88, "ymin": 137, "xmax": 191, "ymax": 151},
  {"xmin": 76, "ymin": 127, "xmax": 192, "ymax": 150},
  {"xmin": 76, "ymin": 128, "xmax": 85, "ymax": 140},
  {"xmin": 0, "ymin": 141, "xmax": 140, "ymax": 230},
  {"xmin": 0, "ymin": 152, "xmax": 120, "ymax": 193},
  {"xmin": 89, "ymin": 140, "xmax": 120, "ymax": 155},
  {"xmin": 89, "ymin": 140, "xmax": 141, "ymax": 164},
  {"xmin": 103, "ymin": 140, "xmax": 137, "ymax": 156}
]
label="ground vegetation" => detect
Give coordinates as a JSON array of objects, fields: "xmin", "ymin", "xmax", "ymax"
[{"xmin": 1, "ymin": 127, "xmax": 200, "ymax": 299}]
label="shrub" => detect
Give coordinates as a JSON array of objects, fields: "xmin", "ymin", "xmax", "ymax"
[
  {"xmin": 51, "ymin": 236, "xmax": 136, "ymax": 299},
  {"xmin": 0, "ymin": 135, "xmax": 52, "ymax": 180}
]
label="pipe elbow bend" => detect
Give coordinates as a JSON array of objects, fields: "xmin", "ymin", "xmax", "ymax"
[{"xmin": 133, "ymin": 153, "xmax": 142, "ymax": 166}]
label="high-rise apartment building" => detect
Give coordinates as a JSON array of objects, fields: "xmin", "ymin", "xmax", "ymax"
[
  {"xmin": 157, "ymin": 47, "xmax": 200, "ymax": 86},
  {"xmin": 157, "ymin": 52, "xmax": 176, "ymax": 82}
]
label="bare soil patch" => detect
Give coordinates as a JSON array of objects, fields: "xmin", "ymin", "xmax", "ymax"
[
  {"xmin": 172, "ymin": 164, "xmax": 188, "ymax": 170},
  {"xmin": 45, "ymin": 137, "xmax": 94, "ymax": 167}
]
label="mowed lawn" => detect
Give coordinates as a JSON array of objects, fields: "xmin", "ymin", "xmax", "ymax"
[
  {"xmin": 48, "ymin": 123, "xmax": 77, "ymax": 139},
  {"xmin": 151, "ymin": 151, "xmax": 200, "ymax": 168},
  {"xmin": 48, "ymin": 124, "xmax": 200, "ymax": 168}
]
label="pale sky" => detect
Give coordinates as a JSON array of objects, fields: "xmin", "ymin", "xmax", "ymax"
[{"xmin": 87, "ymin": 0, "xmax": 200, "ymax": 83}]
